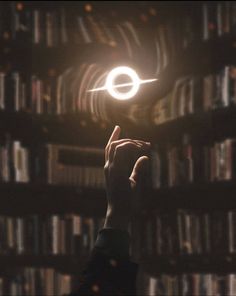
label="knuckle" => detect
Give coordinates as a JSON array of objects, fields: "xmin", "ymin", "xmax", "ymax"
[
  {"xmin": 121, "ymin": 142, "xmax": 137, "ymax": 150},
  {"xmin": 114, "ymin": 145, "xmax": 123, "ymax": 154},
  {"xmin": 110, "ymin": 142, "xmax": 116, "ymax": 150},
  {"xmin": 104, "ymin": 161, "xmax": 115, "ymax": 171},
  {"xmin": 104, "ymin": 162, "xmax": 109, "ymax": 171}
]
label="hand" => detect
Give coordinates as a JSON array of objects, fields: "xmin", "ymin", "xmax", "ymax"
[{"xmin": 104, "ymin": 125, "xmax": 150, "ymax": 231}]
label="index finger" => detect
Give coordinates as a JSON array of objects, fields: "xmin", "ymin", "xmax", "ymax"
[
  {"xmin": 107, "ymin": 125, "xmax": 121, "ymax": 146},
  {"xmin": 105, "ymin": 125, "xmax": 121, "ymax": 163}
]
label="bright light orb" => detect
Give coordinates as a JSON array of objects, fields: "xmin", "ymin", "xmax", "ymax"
[
  {"xmin": 105, "ymin": 66, "xmax": 140, "ymax": 100},
  {"xmin": 87, "ymin": 66, "xmax": 157, "ymax": 100}
]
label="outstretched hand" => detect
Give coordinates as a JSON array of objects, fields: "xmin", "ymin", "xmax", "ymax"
[{"xmin": 104, "ymin": 126, "xmax": 150, "ymax": 231}]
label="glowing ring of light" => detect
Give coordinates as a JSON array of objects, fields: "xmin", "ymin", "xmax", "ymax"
[{"xmin": 105, "ymin": 66, "xmax": 140, "ymax": 100}]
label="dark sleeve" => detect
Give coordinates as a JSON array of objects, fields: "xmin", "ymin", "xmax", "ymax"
[{"xmin": 69, "ymin": 228, "xmax": 138, "ymax": 296}]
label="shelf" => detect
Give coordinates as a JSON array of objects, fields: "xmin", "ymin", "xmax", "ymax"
[
  {"xmin": 148, "ymin": 181, "xmax": 236, "ymax": 210},
  {"xmin": 142, "ymin": 254, "xmax": 236, "ymax": 275},
  {"xmin": 0, "ymin": 110, "xmax": 113, "ymax": 146},
  {"xmin": 0, "ymin": 183, "xmax": 106, "ymax": 216},
  {"xmin": 0, "ymin": 254, "xmax": 88, "ymax": 273},
  {"xmin": 2, "ymin": 253, "xmax": 236, "ymax": 275},
  {"xmin": 125, "ymin": 105, "xmax": 236, "ymax": 142},
  {"xmin": 0, "ymin": 181, "xmax": 236, "ymax": 215},
  {"xmin": 1, "ymin": 106, "xmax": 236, "ymax": 145}
]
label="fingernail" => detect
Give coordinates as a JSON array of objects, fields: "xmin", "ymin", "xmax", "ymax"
[{"xmin": 145, "ymin": 142, "xmax": 151, "ymax": 146}]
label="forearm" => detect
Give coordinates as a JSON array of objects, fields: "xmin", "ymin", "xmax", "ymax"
[{"xmin": 70, "ymin": 228, "xmax": 138, "ymax": 296}]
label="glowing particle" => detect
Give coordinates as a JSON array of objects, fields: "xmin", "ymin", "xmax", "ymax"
[
  {"xmin": 16, "ymin": 3, "xmax": 24, "ymax": 11},
  {"xmin": 92, "ymin": 284, "xmax": 100, "ymax": 293},
  {"xmin": 110, "ymin": 259, "xmax": 117, "ymax": 267},
  {"xmin": 85, "ymin": 4, "xmax": 92, "ymax": 12}
]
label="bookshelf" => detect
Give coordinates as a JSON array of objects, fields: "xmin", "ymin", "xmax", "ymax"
[{"xmin": 1, "ymin": 1, "xmax": 236, "ymax": 295}]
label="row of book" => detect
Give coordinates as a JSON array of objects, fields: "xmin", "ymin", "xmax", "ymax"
[
  {"xmin": 0, "ymin": 138, "xmax": 105, "ymax": 188},
  {"xmin": 145, "ymin": 273, "xmax": 236, "ymax": 296},
  {"xmin": 137, "ymin": 210, "xmax": 236, "ymax": 256},
  {"xmin": 1, "ymin": 2, "xmax": 153, "ymax": 68},
  {"xmin": 43, "ymin": 143, "xmax": 105, "ymax": 187},
  {"xmin": 7, "ymin": 2, "xmax": 143, "ymax": 53},
  {"xmin": 0, "ymin": 214, "xmax": 104, "ymax": 255},
  {"xmin": 151, "ymin": 65, "xmax": 236, "ymax": 126},
  {"xmin": 0, "ymin": 267, "xmax": 77, "ymax": 296},
  {"xmin": 1, "ymin": 135, "xmax": 235, "ymax": 188},
  {"xmin": 0, "ymin": 71, "xmax": 66, "ymax": 114},
  {"xmin": 0, "ymin": 66, "xmax": 110, "ymax": 121},
  {"xmin": 151, "ymin": 137, "xmax": 235, "ymax": 188}
]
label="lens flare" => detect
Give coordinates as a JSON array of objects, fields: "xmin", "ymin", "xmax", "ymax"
[{"xmin": 87, "ymin": 66, "xmax": 157, "ymax": 100}]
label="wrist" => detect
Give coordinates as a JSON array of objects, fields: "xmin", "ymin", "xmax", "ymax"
[{"xmin": 104, "ymin": 207, "xmax": 130, "ymax": 232}]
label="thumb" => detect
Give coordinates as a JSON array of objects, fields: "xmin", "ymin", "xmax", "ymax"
[{"xmin": 130, "ymin": 156, "xmax": 149, "ymax": 187}]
